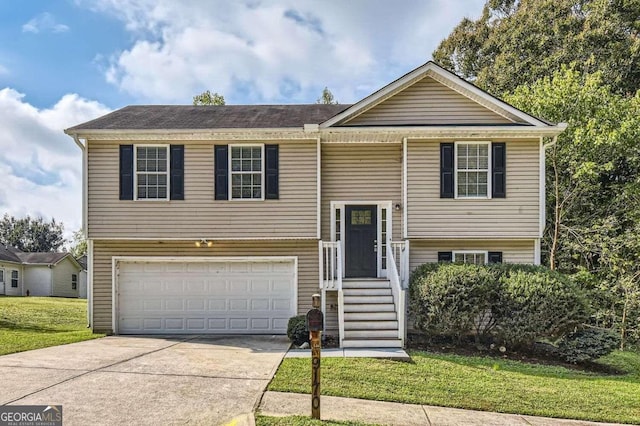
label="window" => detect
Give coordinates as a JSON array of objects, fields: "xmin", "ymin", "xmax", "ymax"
[
  {"xmin": 456, "ymin": 142, "xmax": 490, "ymax": 198},
  {"xmin": 11, "ymin": 270, "xmax": 18, "ymax": 288},
  {"xmin": 335, "ymin": 208, "xmax": 341, "ymax": 241},
  {"xmin": 0, "ymin": 270, "xmax": 4, "ymax": 283},
  {"xmin": 230, "ymin": 145, "xmax": 263, "ymax": 200},
  {"xmin": 135, "ymin": 146, "xmax": 169, "ymax": 200},
  {"xmin": 453, "ymin": 251, "xmax": 487, "ymax": 265},
  {"xmin": 381, "ymin": 208, "xmax": 388, "ymax": 269},
  {"xmin": 72, "ymin": 274, "xmax": 78, "ymax": 290}
]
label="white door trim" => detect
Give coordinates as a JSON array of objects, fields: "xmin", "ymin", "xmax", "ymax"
[
  {"xmin": 112, "ymin": 255, "xmax": 298, "ymax": 335},
  {"xmin": 330, "ymin": 201, "xmax": 393, "ymax": 278}
]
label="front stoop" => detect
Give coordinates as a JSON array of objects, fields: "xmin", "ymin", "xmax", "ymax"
[{"xmin": 342, "ymin": 279, "xmax": 403, "ymax": 348}]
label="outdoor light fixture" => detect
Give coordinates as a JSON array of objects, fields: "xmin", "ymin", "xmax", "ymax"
[
  {"xmin": 394, "ymin": 203, "xmax": 402, "ymax": 211},
  {"xmin": 195, "ymin": 239, "xmax": 213, "ymax": 248}
]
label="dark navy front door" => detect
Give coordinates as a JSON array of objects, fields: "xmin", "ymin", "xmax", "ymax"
[{"xmin": 345, "ymin": 205, "xmax": 377, "ymax": 278}]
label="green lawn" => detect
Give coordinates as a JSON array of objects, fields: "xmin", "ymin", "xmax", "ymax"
[
  {"xmin": 256, "ymin": 416, "xmax": 378, "ymax": 426},
  {"xmin": 268, "ymin": 350, "xmax": 640, "ymax": 424},
  {"xmin": 0, "ymin": 296, "xmax": 104, "ymax": 355}
]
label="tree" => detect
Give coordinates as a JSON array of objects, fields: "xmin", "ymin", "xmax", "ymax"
[
  {"xmin": 505, "ymin": 68, "xmax": 640, "ymax": 348},
  {"xmin": 0, "ymin": 214, "xmax": 65, "ymax": 252},
  {"xmin": 433, "ymin": 0, "xmax": 640, "ymax": 96},
  {"xmin": 317, "ymin": 87, "xmax": 338, "ymax": 104},
  {"xmin": 70, "ymin": 229, "xmax": 87, "ymax": 258},
  {"xmin": 192, "ymin": 90, "xmax": 225, "ymax": 105}
]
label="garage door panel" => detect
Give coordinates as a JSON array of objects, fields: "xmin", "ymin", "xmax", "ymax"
[{"xmin": 118, "ymin": 258, "xmax": 295, "ymax": 334}]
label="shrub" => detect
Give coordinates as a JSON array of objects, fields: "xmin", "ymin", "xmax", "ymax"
[
  {"xmin": 494, "ymin": 269, "xmax": 589, "ymax": 348},
  {"xmin": 409, "ymin": 263, "xmax": 499, "ymax": 341},
  {"xmin": 287, "ymin": 315, "xmax": 309, "ymax": 346},
  {"xmin": 555, "ymin": 328, "xmax": 620, "ymax": 363}
]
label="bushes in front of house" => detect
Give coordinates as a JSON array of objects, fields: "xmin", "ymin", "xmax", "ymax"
[
  {"xmin": 409, "ymin": 263, "xmax": 613, "ymax": 361},
  {"xmin": 287, "ymin": 315, "xmax": 309, "ymax": 346}
]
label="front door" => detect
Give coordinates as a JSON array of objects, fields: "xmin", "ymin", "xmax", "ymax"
[{"xmin": 345, "ymin": 205, "xmax": 377, "ymax": 278}]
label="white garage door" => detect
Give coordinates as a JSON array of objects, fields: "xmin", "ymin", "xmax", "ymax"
[{"xmin": 117, "ymin": 258, "xmax": 296, "ymax": 334}]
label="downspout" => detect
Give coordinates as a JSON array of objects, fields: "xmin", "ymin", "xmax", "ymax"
[{"xmin": 70, "ymin": 134, "xmax": 92, "ymax": 328}]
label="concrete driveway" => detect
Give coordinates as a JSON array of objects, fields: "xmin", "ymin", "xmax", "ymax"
[{"xmin": 0, "ymin": 335, "xmax": 290, "ymax": 425}]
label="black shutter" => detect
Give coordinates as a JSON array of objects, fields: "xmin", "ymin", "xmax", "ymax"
[
  {"xmin": 170, "ymin": 145, "xmax": 184, "ymax": 200},
  {"xmin": 214, "ymin": 145, "xmax": 228, "ymax": 200},
  {"xmin": 488, "ymin": 251, "xmax": 503, "ymax": 264},
  {"xmin": 265, "ymin": 144, "xmax": 279, "ymax": 199},
  {"xmin": 440, "ymin": 143, "xmax": 454, "ymax": 198},
  {"xmin": 492, "ymin": 142, "xmax": 506, "ymax": 198},
  {"xmin": 119, "ymin": 145, "xmax": 134, "ymax": 200},
  {"xmin": 438, "ymin": 251, "xmax": 453, "ymax": 262}
]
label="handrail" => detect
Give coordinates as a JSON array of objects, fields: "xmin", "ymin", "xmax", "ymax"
[
  {"xmin": 319, "ymin": 241, "xmax": 342, "ymax": 291},
  {"xmin": 391, "ymin": 240, "xmax": 410, "ymax": 289},
  {"xmin": 387, "ymin": 242, "xmax": 406, "ymax": 346}
]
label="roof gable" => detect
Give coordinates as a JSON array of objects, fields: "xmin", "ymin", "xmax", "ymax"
[{"xmin": 321, "ymin": 61, "xmax": 549, "ymax": 128}]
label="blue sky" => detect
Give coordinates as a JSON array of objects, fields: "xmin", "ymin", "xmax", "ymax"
[{"xmin": 0, "ymin": 0, "xmax": 485, "ymax": 241}]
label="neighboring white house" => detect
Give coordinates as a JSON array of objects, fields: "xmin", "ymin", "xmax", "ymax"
[
  {"xmin": 0, "ymin": 245, "xmax": 82, "ymax": 297},
  {"xmin": 77, "ymin": 255, "xmax": 88, "ymax": 299}
]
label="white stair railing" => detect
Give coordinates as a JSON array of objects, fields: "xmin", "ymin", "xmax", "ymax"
[
  {"xmin": 319, "ymin": 240, "xmax": 344, "ymax": 346},
  {"xmin": 387, "ymin": 242, "xmax": 406, "ymax": 346},
  {"xmin": 391, "ymin": 240, "xmax": 410, "ymax": 289}
]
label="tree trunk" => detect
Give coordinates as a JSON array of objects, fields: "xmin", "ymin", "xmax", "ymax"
[{"xmin": 549, "ymin": 146, "xmax": 561, "ymax": 270}]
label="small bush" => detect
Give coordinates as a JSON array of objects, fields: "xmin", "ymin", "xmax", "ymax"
[
  {"xmin": 410, "ymin": 263, "xmax": 499, "ymax": 341},
  {"xmin": 494, "ymin": 269, "xmax": 589, "ymax": 348},
  {"xmin": 287, "ymin": 315, "xmax": 309, "ymax": 346},
  {"xmin": 556, "ymin": 328, "xmax": 620, "ymax": 364}
]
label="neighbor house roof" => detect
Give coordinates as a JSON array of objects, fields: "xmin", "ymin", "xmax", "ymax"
[
  {"xmin": 16, "ymin": 252, "xmax": 70, "ymax": 265},
  {"xmin": 0, "ymin": 245, "xmax": 22, "ymax": 263},
  {"xmin": 65, "ymin": 104, "xmax": 351, "ymax": 132},
  {"xmin": 76, "ymin": 255, "xmax": 87, "ymax": 270}
]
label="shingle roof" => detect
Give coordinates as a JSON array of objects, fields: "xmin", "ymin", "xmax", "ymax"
[
  {"xmin": 66, "ymin": 104, "xmax": 351, "ymax": 132},
  {"xmin": 16, "ymin": 252, "xmax": 70, "ymax": 265},
  {"xmin": 76, "ymin": 255, "xmax": 87, "ymax": 270},
  {"xmin": 0, "ymin": 245, "xmax": 22, "ymax": 263}
]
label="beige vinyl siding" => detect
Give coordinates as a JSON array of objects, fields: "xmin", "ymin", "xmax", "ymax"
[
  {"xmin": 51, "ymin": 257, "xmax": 80, "ymax": 298},
  {"xmin": 345, "ymin": 77, "xmax": 513, "ymax": 126},
  {"xmin": 409, "ymin": 239, "xmax": 536, "ymax": 270},
  {"xmin": 321, "ymin": 144, "xmax": 402, "ymax": 241},
  {"xmin": 407, "ymin": 139, "xmax": 540, "ymax": 238},
  {"xmin": 91, "ymin": 240, "xmax": 319, "ymax": 333},
  {"xmin": 87, "ymin": 140, "xmax": 317, "ymax": 239}
]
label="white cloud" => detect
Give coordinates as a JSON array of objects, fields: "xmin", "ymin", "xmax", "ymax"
[
  {"xmin": 89, "ymin": 0, "xmax": 485, "ymax": 104},
  {"xmin": 22, "ymin": 12, "xmax": 70, "ymax": 34},
  {"xmin": 0, "ymin": 88, "xmax": 110, "ymax": 239}
]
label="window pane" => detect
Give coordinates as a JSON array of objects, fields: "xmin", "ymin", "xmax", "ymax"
[
  {"xmin": 231, "ymin": 147, "xmax": 241, "ymax": 158},
  {"xmin": 138, "ymin": 187, "xmax": 147, "ymax": 198},
  {"xmin": 454, "ymin": 254, "xmax": 464, "ymax": 262},
  {"xmin": 158, "ymin": 149, "xmax": 167, "ymax": 159},
  {"xmin": 232, "ymin": 159, "xmax": 241, "ymax": 171},
  {"xmin": 158, "ymin": 187, "xmax": 167, "ymax": 198},
  {"xmin": 138, "ymin": 174, "xmax": 147, "ymax": 185},
  {"xmin": 232, "ymin": 174, "xmax": 241, "ymax": 185},
  {"xmin": 230, "ymin": 146, "xmax": 263, "ymax": 199},
  {"xmin": 158, "ymin": 174, "xmax": 167, "ymax": 185},
  {"xmin": 157, "ymin": 159, "xmax": 167, "ymax": 172},
  {"xmin": 242, "ymin": 187, "xmax": 251, "ymax": 198},
  {"xmin": 253, "ymin": 187, "xmax": 261, "ymax": 198},
  {"xmin": 232, "ymin": 187, "xmax": 241, "ymax": 198},
  {"xmin": 137, "ymin": 148, "xmax": 147, "ymax": 159},
  {"xmin": 242, "ymin": 159, "xmax": 252, "ymax": 171},
  {"xmin": 148, "ymin": 187, "xmax": 158, "ymax": 198},
  {"xmin": 456, "ymin": 143, "xmax": 489, "ymax": 197}
]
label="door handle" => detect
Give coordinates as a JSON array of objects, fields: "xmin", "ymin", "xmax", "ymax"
[{"xmin": 373, "ymin": 239, "xmax": 378, "ymax": 252}]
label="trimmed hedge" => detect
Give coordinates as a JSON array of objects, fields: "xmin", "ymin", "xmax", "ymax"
[
  {"xmin": 287, "ymin": 315, "xmax": 309, "ymax": 346},
  {"xmin": 410, "ymin": 263, "xmax": 591, "ymax": 351}
]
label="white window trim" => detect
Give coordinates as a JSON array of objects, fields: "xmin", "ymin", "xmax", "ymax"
[
  {"xmin": 133, "ymin": 144, "xmax": 170, "ymax": 201},
  {"xmin": 228, "ymin": 144, "xmax": 265, "ymax": 201},
  {"xmin": 452, "ymin": 250, "xmax": 489, "ymax": 265},
  {"xmin": 454, "ymin": 141, "xmax": 492, "ymax": 200},
  {"xmin": 330, "ymin": 201, "xmax": 393, "ymax": 278},
  {"xmin": 11, "ymin": 270, "xmax": 19, "ymax": 288}
]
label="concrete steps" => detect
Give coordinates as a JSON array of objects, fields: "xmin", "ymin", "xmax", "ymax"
[{"xmin": 341, "ymin": 279, "xmax": 402, "ymax": 349}]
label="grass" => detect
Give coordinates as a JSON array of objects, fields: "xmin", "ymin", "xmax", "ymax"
[
  {"xmin": 256, "ymin": 416, "xmax": 378, "ymax": 426},
  {"xmin": 268, "ymin": 350, "xmax": 640, "ymax": 424},
  {"xmin": 0, "ymin": 296, "xmax": 104, "ymax": 355}
]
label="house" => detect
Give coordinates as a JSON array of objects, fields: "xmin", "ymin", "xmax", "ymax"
[
  {"xmin": 65, "ymin": 61, "xmax": 566, "ymax": 347},
  {"xmin": 0, "ymin": 246, "xmax": 83, "ymax": 297},
  {"xmin": 77, "ymin": 255, "xmax": 88, "ymax": 299}
]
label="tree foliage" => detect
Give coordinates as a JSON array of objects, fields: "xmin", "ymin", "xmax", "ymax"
[
  {"xmin": 316, "ymin": 87, "xmax": 338, "ymax": 104},
  {"xmin": 192, "ymin": 90, "xmax": 226, "ymax": 105},
  {"xmin": 70, "ymin": 229, "xmax": 87, "ymax": 258},
  {"xmin": 433, "ymin": 0, "xmax": 640, "ymax": 96},
  {"xmin": 0, "ymin": 214, "xmax": 65, "ymax": 252}
]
